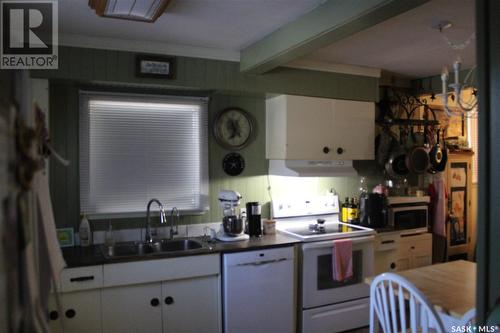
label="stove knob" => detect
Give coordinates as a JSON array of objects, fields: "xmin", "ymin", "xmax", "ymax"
[{"xmin": 317, "ymin": 219, "xmax": 325, "ymax": 224}]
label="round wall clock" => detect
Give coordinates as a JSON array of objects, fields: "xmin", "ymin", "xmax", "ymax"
[
  {"xmin": 213, "ymin": 108, "xmax": 253, "ymax": 150},
  {"xmin": 222, "ymin": 153, "xmax": 245, "ymax": 176}
]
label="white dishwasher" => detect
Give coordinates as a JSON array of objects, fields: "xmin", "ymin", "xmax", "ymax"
[{"xmin": 223, "ymin": 246, "xmax": 295, "ymax": 333}]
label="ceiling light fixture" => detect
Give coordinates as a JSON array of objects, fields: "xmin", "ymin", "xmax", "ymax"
[
  {"xmin": 89, "ymin": 0, "xmax": 172, "ymax": 23},
  {"xmin": 434, "ymin": 21, "xmax": 478, "ymax": 118}
]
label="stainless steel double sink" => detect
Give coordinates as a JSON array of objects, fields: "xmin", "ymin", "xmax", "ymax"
[{"xmin": 100, "ymin": 238, "xmax": 210, "ymax": 259}]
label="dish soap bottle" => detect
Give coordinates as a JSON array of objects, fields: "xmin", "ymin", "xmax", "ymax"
[
  {"xmin": 104, "ymin": 221, "xmax": 115, "ymax": 248},
  {"xmin": 79, "ymin": 214, "xmax": 92, "ymax": 247}
]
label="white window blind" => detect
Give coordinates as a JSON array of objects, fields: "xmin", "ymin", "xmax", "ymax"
[
  {"xmin": 468, "ymin": 114, "xmax": 478, "ymax": 184},
  {"xmin": 80, "ymin": 92, "xmax": 209, "ymax": 216}
]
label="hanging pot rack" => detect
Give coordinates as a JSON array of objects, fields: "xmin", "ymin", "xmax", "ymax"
[{"xmin": 376, "ymin": 87, "xmax": 441, "ymax": 128}]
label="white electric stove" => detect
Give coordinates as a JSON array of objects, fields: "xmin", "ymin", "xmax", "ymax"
[
  {"xmin": 273, "ymin": 194, "xmax": 374, "ymax": 241},
  {"xmin": 272, "ymin": 195, "xmax": 375, "ymax": 333}
]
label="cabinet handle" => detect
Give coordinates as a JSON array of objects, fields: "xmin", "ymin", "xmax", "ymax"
[
  {"xmin": 165, "ymin": 296, "xmax": 174, "ymax": 305},
  {"xmin": 337, "ymin": 147, "xmax": 344, "ymax": 155},
  {"xmin": 390, "ymin": 262, "xmax": 396, "ymax": 269},
  {"xmin": 49, "ymin": 311, "xmax": 59, "ymax": 321},
  {"xmin": 70, "ymin": 275, "xmax": 94, "ymax": 282},
  {"xmin": 381, "ymin": 240, "xmax": 395, "ymax": 244},
  {"xmin": 65, "ymin": 309, "xmax": 76, "ymax": 319},
  {"xmin": 150, "ymin": 298, "xmax": 160, "ymax": 307},
  {"xmin": 411, "ymin": 246, "xmax": 415, "ymax": 250},
  {"xmin": 323, "ymin": 146, "xmax": 330, "ymax": 154}
]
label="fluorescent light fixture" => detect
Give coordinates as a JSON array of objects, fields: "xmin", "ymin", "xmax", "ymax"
[{"xmin": 89, "ymin": 0, "xmax": 172, "ymax": 22}]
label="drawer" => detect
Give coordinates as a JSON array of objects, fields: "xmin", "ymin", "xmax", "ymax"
[
  {"xmin": 60, "ymin": 266, "xmax": 103, "ymax": 292},
  {"xmin": 375, "ymin": 234, "xmax": 399, "ymax": 251},
  {"xmin": 302, "ymin": 297, "xmax": 369, "ymax": 333},
  {"xmin": 103, "ymin": 254, "xmax": 220, "ymax": 287}
]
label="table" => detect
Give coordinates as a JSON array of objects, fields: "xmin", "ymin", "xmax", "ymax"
[{"xmin": 366, "ymin": 260, "xmax": 476, "ymax": 328}]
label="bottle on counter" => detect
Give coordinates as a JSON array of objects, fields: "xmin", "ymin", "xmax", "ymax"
[
  {"xmin": 352, "ymin": 197, "xmax": 359, "ymax": 223},
  {"xmin": 104, "ymin": 221, "xmax": 115, "ymax": 248},
  {"xmin": 347, "ymin": 198, "xmax": 354, "ymax": 223},
  {"xmin": 79, "ymin": 214, "xmax": 92, "ymax": 247},
  {"xmin": 341, "ymin": 197, "xmax": 349, "ymax": 222}
]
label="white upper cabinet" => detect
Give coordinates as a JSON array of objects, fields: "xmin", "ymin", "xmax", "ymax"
[{"xmin": 266, "ymin": 95, "xmax": 375, "ymax": 161}]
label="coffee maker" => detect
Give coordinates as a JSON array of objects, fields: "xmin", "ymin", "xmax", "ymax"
[
  {"xmin": 359, "ymin": 193, "xmax": 387, "ymax": 228},
  {"xmin": 246, "ymin": 202, "xmax": 262, "ymax": 237}
]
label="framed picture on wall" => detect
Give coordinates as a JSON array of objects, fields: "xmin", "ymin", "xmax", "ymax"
[
  {"xmin": 57, "ymin": 228, "xmax": 75, "ymax": 247},
  {"xmin": 136, "ymin": 55, "xmax": 176, "ymax": 79}
]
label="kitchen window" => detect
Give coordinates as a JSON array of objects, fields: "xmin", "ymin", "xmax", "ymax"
[{"xmin": 79, "ymin": 91, "xmax": 209, "ymax": 216}]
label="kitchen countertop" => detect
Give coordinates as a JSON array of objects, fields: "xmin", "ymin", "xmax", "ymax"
[{"xmin": 62, "ymin": 233, "xmax": 301, "ymax": 268}]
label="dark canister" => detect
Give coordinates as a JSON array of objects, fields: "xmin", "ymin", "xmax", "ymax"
[
  {"xmin": 359, "ymin": 193, "xmax": 387, "ymax": 228},
  {"xmin": 246, "ymin": 202, "xmax": 262, "ymax": 237}
]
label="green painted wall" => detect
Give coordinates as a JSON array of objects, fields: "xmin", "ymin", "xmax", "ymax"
[
  {"xmin": 44, "ymin": 47, "xmax": 382, "ymax": 231},
  {"xmin": 32, "ymin": 46, "xmax": 378, "ymax": 102}
]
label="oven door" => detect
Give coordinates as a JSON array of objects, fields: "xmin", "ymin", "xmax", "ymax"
[
  {"xmin": 388, "ymin": 205, "xmax": 428, "ymax": 231},
  {"xmin": 301, "ymin": 235, "xmax": 374, "ymax": 309}
]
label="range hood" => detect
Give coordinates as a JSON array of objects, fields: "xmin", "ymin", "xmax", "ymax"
[{"xmin": 268, "ymin": 159, "xmax": 357, "ymax": 177}]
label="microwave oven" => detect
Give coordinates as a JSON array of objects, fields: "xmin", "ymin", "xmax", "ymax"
[{"xmin": 386, "ymin": 196, "xmax": 430, "ymax": 233}]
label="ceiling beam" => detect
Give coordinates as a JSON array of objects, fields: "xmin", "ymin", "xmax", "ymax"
[{"xmin": 240, "ymin": 0, "xmax": 430, "ymax": 74}]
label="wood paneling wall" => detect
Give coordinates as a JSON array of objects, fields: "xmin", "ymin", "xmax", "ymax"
[{"xmin": 42, "ymin": 47, "xmax": 381, "ymax": 230}]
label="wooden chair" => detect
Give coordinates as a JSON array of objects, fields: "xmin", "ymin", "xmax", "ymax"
[{"xmin": 369, "ymin": 272, "xmax": 445, "ymax": 333}]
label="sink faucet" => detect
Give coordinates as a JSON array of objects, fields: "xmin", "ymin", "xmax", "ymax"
[
  {"xmin": 145, "ymin": 199, "xmax": 166, "ymax": 243},
  {"xmin": 170, "ymin": 207, "xmax": 179, "ymax": 240}
]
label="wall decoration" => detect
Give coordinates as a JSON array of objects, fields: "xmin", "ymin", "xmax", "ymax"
[
  {"xmin": 449, "ymin": 162, "xmax": 468, "ymax": 246},
  {"xmin": 213, "ymin": 107, "xmax": 253, "ymax": 150},
  {"xmin": 136, "ymin": 55, "xmax": 175, "ymax": 79},
  {"xmin": 222, "ymin": 152, "xmax": 245, "ymax": 176},
  {"xmin": 450, "ymin": 166, "xmax": 467, "ymax": 187},
  {"xmin": 57, "ymin": 228, "xmax": 75, "ymax": 247}
]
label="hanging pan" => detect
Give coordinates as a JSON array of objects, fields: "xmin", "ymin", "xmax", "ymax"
[
  {"xmin": 385, "ymin": 127, "xmax": 409, "ymax": 178},
  {"xmin": 405, "ymin": 126, "xmax": 430, "ymax": 174},
  {"xmin": 434, "ymin": 128, "xmax": 449, "ymax": 172},
  {"xmin": 429, "ymin": 128, "xmax": 444, "ymax": 169}
]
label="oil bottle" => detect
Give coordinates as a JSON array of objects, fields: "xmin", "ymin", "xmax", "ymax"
[{"xmin": 341, "ymin": 197, "xmax": 349, "ymax": 222}]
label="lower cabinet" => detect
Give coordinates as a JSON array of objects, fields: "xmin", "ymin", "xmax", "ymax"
[
  {"xmin": 51, "ymin": 254, "xmax": 221, "ymax": 333},
  {"xmin": 48, "ymin": 265, "xmax": 103, "ymax": 333},
  {"xmin": 374, "ymin": 232, "xmax": 432, "ymax": 274},
  {"xmin": 48, "ymin": 289, "xmax": 102, "ymax": 333},
  {"xmin": 102, "ymin": 283, "xmax": 163, "ymax": 333},
  {"xmin": 101, "ymin": 275, "xmax": 220, "ymax": 333},
  {"xmin": 396, "ymin": 233, "xmax": 432, "ymax": 270},
  {"xmin": 162, "ymin": 275, "xmax": 220, "ymax": 333}
]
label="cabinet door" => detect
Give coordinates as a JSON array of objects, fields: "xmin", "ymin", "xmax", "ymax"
[
  {"xmin": 374, "ymin": 250, "xmax": 399, "ymax": 274},
  {"xmin": 396, "ymin": 241, "xmax": 412, "ymax": 271},
  {"xmin": 61, "ymin": 290, "xmax": 102, "ymax": 333},
  {"xmin": 285, "ymin": 95, "xmax": 335, "ymax": 160},
  {"xmin": 102, "ymin": 283, "xmax": 162, "ymax": 333},
  {"xmin": 162, "ymin": 275, "xmax": 220, "ymax": 333},
  {"xmin": 48, "ymin": 294, "xmax": 64, "ymax": 333},
  {"xmin": 331, "ymin": 99, "xmax": 375, "ymax": 160},
  {"xmin": 411, "ymin": 236, "xmax": 433, "ymax": 268}
]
